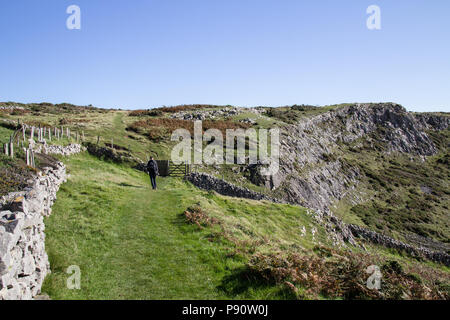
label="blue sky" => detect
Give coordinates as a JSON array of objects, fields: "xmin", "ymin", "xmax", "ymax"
[{"xmin": 0, "ymin": 0, "xmax": 449, "ymax": 112}]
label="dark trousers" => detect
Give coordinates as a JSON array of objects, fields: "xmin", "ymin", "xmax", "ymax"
[{"xmin": 149, "ymin": 173, "xmax": 157, "ymax": 189}]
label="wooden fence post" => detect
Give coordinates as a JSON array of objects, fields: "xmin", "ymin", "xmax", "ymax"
[
  {"xmin": 9, "ymin": 142, "xmax": 13, "ymax": 158},
  {"xmin": 30, "ymin": 149, "xmax": 35, "ymax": 168}
]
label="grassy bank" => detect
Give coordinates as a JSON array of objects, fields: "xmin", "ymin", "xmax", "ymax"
[
  {"xmin": 42, "ymin": 153, "xmax": 322, "ymax": 299},
  {"xmin": 41, "ymin": 152, "xmax": 449, "ymax": 300}
]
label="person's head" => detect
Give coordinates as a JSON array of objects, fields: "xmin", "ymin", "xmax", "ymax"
[{"xmin": 150, "ymin": 156, "xmax": 154, "ymax": 160}]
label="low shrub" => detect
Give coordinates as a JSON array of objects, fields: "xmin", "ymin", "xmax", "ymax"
[
  {"xmin": 127, "ymin": 118, "xmax": 250, "ymax": 141},
  {"xmin": 247, "ymin": 248, "xmax": 449, "ymax": 300},
  {"xmin": 184, "ymin": 206, "xmax": 220, "ymax": 228}
]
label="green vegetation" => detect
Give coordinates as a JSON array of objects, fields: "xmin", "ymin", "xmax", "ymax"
[
  {"xmin": 334, "ymin": 128, "xmax": 450, "ymax": 249},
  {"xmin": 41, "ymin": 153, "xmax": 449, "ymax": 299},
  {"xmin": 263, "ymin": 104, "xmax": 348, "ymax": 124},
  {"xmin": 41, "ymin": 153, "xmax": 326, "ymax": 299},
  {"xmin": 0, "ymin": 101, "xmax": 448, "ymax": 299}
]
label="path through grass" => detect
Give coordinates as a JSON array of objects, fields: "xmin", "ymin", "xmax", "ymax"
[
  {"xmin": 42, "ymin": 154, "xmax": 235, "ymax": 299},
  {"xmin": 42, "ymin": 153, "xmax": 310, "ymax": 299}
]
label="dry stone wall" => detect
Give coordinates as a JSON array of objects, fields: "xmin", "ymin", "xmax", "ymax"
[
  {"xmin": 348, "ymin": 224, "xmax": 450, "ymax": 266},
  {"xmin": 32, "ymin": 142, "xmax": 84, "ymax": 156},
  {"xmin": 0, "ymin": 162, "xmax": 67, "ymax": 300},
  {"xmin": 186, "ymin": 172, "xmax": 280, "ymax": 203}
]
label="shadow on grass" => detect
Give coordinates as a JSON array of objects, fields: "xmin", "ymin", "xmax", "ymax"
[
  {"xmin": 217, "ymin": 267, "xmax": 296, "ymax": 299},
  {"xmin": 171, "ymin": 211, "xmax": 296, "ymax": 299},
  {"xmin": 218, "ymin": 267, "xmax": 269, "ymax": 295},
  {"xmin": 117, "ymin": 182, "xmax": 145, "ymax": 188}
]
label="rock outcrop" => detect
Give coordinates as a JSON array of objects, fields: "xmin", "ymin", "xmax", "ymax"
[
  {"xmin": 192, "ymin": 103, "xmax": 449, "ymax": 264},
  {"xmin": 170, "ymin": 107, "xmax": 244, "ymax": 120},
  {"xmin": 266, "ymin": 103, "xmax": 448, "ymax": 211},
  {"xmin": 0, "ymin": 163, "xmax": 67, "ymax": 300}
]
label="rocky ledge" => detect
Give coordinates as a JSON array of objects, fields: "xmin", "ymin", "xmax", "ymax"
[{"xmin": 0, "ymin": 162, "xmax": 67, "ymax": 300}]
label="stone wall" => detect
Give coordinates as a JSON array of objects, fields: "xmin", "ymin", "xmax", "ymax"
[
  {"xmin": 0, "ymin": 162, "xmax": 67, "ymax": 300},
  {"xmin": 41, "ymin": 143, "xmax": 84, "ymax": 156},
  {"xmin": 30, "ymin": 142, "xmax": 84, "ymax": 156},
  {"xmin": 348, "ymin": 224, "xmax": 450, "ymax": 266},
  {"xmin": 186, "ymin": 172, "xmax": 280, "ymax": 203}
]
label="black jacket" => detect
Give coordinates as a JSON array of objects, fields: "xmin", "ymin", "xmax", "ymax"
[{"xmin": 147, "ymin": 160, "xmax": 159, "ymax": 175}]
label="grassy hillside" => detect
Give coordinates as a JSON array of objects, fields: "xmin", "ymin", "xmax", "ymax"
[
  {"xmin": 39, "ymin": 153, "xmax": 449, "ymax": 300},
  {"xmin": 333, "ymin": 128, "xmax": 450, "ymax": 251},
  {"xmin": 1, "ymin": 102, "xmax": 449, "ymax": 299},
  {"xmin": 41, "ymin": 153, "xmax": 326, "ymax": 299}
]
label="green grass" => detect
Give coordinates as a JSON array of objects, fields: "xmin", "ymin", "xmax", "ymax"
[
  {"xmin": 42, "ymin": 152, "xmax": 324, "ymax": 299},
  {"xmin": 332, "ymin": 128, "xmax": 450, "ymax": 246},
  {"xmin": 2, "ymin": 102, "xmax": 448, "ymax": 299},
  {"xmin": 0, "ymin": 125, "xmax": 14, "ymax": 145}
]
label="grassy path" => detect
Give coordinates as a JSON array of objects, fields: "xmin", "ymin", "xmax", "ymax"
[
  {"xmin": 42, "ymin": 152, "xmax": 324, "ymax": 300},
  {"xmin": 42, "ymin": 154, "xmax": 233, "ymax": 299}
]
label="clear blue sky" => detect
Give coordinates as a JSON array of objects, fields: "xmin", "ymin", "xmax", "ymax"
[{"xmin": 0, "ymin": 0, "xmax": 449, "ymax": 112}]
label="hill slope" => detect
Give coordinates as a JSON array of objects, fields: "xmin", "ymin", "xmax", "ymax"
[
  {"xmin": 1, "ymin": 101, "xmax": 449, "ymax": 299},
  {"xmin": 41, "ymin": 153, "xmax": 450, "ymax": 299}
]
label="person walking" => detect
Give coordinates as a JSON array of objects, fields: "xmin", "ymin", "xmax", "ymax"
[{"xmin": 147, "ymin": 157, "xmax": 159, "ymax": 190}]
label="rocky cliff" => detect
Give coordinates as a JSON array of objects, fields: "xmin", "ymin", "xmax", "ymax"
[
  {"xmin": 239, "ymin": 103, "xmax": 449, "ymax": 257},
  {"xmin": 263, "ymin": 104, "xmax": 447, "ymax": 209}
]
